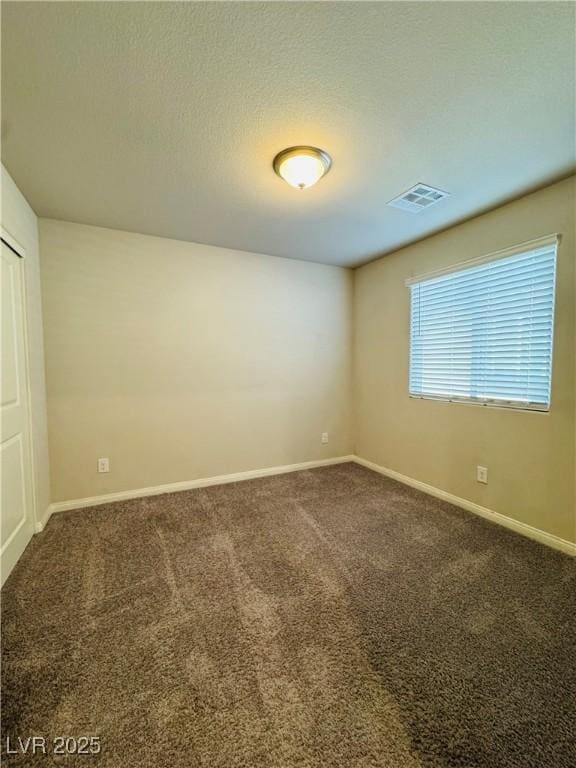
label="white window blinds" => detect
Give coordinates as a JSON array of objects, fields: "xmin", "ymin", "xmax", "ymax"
[{"xmin": 408, "ymin": 238, "xmax": 558, "ymax": 411}]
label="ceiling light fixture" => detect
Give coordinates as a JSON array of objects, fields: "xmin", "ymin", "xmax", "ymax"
[{"xmin": 273, "ymin": 146, "xmax": 332, "ymax": 189}]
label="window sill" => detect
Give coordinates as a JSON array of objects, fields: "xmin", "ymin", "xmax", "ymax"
[{"xmin": 408, "ymin": 394, "xmax": 550, "ymax": 413}]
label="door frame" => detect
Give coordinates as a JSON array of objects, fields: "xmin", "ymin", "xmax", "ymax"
[{"xmin": 1, "ymin": 226, "xmax": 40, "ymax": 537}]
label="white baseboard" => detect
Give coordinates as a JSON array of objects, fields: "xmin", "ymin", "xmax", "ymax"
[
  {"xmin": 46, "ymin": 455, "xmax": 356, "ymax": 516},
  {"xmin": 35, "ymin": 506, "xmax": 53, "ymax": 533},
  {"xmin": 353, "ymin": 455, "xmax": 576, "ymax": 557},
  {"xmin": 40, "ymin": 453, "xmax": 575, "ymax": 557}
]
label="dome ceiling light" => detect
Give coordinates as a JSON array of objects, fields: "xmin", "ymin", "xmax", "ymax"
[{"xmin": 273, "ymin": 146, "xmax": 332, "ymax": 190}]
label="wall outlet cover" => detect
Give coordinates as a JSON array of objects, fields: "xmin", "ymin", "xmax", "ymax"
[{"xmin": 477, "ymin": 466, "xmax": 488, "ymax": 484}]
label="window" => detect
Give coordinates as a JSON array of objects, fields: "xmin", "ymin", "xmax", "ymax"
[{"xmin": 408, "ymin": 237, "xmax": 558, "ymax": 411}]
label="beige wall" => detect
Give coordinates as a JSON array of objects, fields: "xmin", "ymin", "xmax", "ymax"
[
  {"xmin": 40, "ymin": 220, "xmax": 353, "ymax": 502},
  {"xmin": 354, "ymin": 176, "xmax": 576, "ymax": 543},
  {"xmin": 1, "ymin": 165, "xmax": 51, "ymax": 524}
]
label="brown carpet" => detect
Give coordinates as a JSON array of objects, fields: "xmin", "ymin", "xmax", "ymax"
[{"xmin": 1, "ymin": 462, "xmax": 575, "ymax": 767}]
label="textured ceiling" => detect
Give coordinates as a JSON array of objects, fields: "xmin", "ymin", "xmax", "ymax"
[{"xmin": 2, "ymin": 2, "xmax": 575, "ymax": 267}]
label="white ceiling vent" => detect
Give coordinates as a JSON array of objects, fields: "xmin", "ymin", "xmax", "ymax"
[{"xmin": 387, "ymin": 183, "xmax": 450, "ymax": 213}]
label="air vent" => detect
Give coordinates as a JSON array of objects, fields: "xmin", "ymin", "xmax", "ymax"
[{"xmin": 387, "ymin": 183, "xmax": 450, "ymax": 213}]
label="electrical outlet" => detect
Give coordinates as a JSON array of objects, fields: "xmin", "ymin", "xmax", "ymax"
[
  {"xmin": 477, "ymin": 466, "xmax": 488, "ymax": 484},
  {"xmin": 321, "ymin": 432, "xmax": 329, "ymax": 444},
  {"xmin": 98, "ymin": 457, "xmax": 110, "ymax": 473}
]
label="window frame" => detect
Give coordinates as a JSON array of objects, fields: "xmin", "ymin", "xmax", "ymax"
[{"xmin": 406, "ymin": 234, "xmax": 559, "ymax": 413}]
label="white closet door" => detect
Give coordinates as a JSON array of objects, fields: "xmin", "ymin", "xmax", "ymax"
[{"xmin": 1, "ymin": 239, "xmax": 34, "ymax": 588}]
